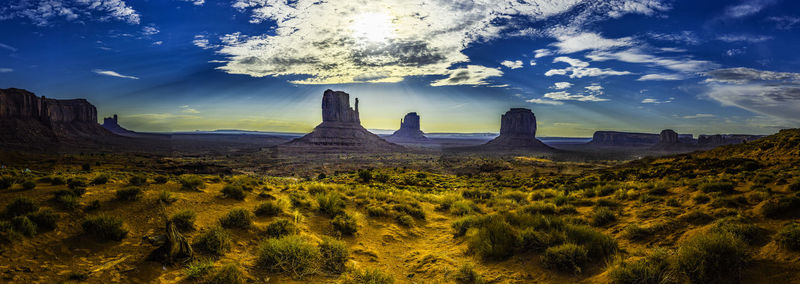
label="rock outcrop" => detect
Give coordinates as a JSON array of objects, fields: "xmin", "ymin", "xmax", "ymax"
[
  {"xmin": 102, "ymin": 114, "xmax": 138, "ymax": 136},
  {"xmin": 659, "ymin": 129, "xmax": 679, "ymax": 144},
  {"xmin": 481, "ymin": 108, "xmax": 552, "ymax": 151},
  {"xmin": 386, "ymin": 112, "xmax": 428, "ymax": 142},
  {"xmin": 1, "ymin": 88, "xmax": 112, "ymax": 145},
  {"xmin": 589, "ymin": 131, "xmax": 660, "ymax": 147},
  {"xmin": 279, "ymin": 90, "xmax": 402, "ymax": 152},
  {"xmin": 698, "ymin": 134, "xmax": 763, "ymax": 146}
]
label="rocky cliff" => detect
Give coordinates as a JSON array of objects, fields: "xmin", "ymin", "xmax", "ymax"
[
  {"xmin": 386, "ymin": 112, "xmax": 428, "ymax": 142},
  {"xmin": 659, "ymin": 129, "xmax": 679, "ymax": 144},
  {"xmin": 280, "ymin": 90, "xmax": 402, "ymax": 152},
  {"xmin": 102, "ymin": 114, "xmax": 140, "ymax": 137},
  {"xmin": 698, "ymin": 134, "xmax": 763, "ymax": 146},
  {"xmin": 589, "ymin": 131, "xmax": 660, "ymax": 147},
  {"xmin": 481, "ymin": 108, "xmax": 551, "ymax": 151}
]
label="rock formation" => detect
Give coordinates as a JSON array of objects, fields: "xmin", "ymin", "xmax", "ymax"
[
  {"xmin": 480, "ymin": 108, "xmax": 552, "ymax": 151},
  {"xmin": 386, "ymin": 112, "xmax": 428, "ymax": 142},
  {"xmin": 279, "ymin": 89, "xmax": 402, "ymax": 152},
  {"xmin": 659, "ymin": 129, "xmax": 679, "ymax": 144},
  {"xmin": 0, "ymin": 88, "xmax": 112, "ymax": 145},
  {"xmin": 589, "ymin": 131, "xmax": 660, "ymax": 147},
  {"xmin": 102, "ymin": 114, "xmax": 138, "ymax": 136},
  {"xmin": 698, "ymin": 134, "xmax": 763, "ymax": 146}
]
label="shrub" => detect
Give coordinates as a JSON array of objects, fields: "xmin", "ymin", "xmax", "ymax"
[
  {"xmin": 452, "ymin": 215, "xmax": 482, "ymax": 237},
  {"xmin": 392, "ymin": 204, "xmax": 425, "ymax": 220},
  {"xmin": 82, "ymin": 214, "xmax": 127, "ymax": 241},
  {"xmin": 522, "ymin": 202, "xmax": 557, "ymax": 215},
  {"xmin": 367, "ymin": 205, "xmax": 388, "ymax": 217},
  {"xmin": 153, "ymin": 175, "xmax": 168, "ymax": 184},
  {"xmin": 264, "ymin": 219, "xmax": 296, "ymax": 238},
  {"xmin": 761, "ymin": 196, "xmax": 800, "ymax": 218},
  {"xmin": 115, "ymin": 187, "xmax": 142, "ymax": 201},
  {"xmin": 608, "ymin": 249, "xmax": 674, "ymax": 284},
  {"xmin": 289, "ymin": 192, "xmax": 313, "ymax": 209},
  {"xmin": 55, "ymin": 194, "xmax": 80, "ymax": 210},
  {"xmin": 357, "ymin": 169, "xmax": 373, "ymax": 183},
  {"xmin": 332, "ymin": 213, "xmax": 358, "ymax": 235},
  {"xmin": 221, "ymin": 184, "xmax": 246, "ymax": 200},
  {"xmin": 48, "ymin": 176, "xmax": 66, "ymax": 185},
  {"xmin": 590, "ymin": 207, "xmax": 617, "ymax": 227},
  {"xmin": 542, "ymin": 243, "xmax": 589, "ymax": 274},
  {"xmin": 453, "ymin": 263, "xmax": 485, "ymax": 284},
  {"xmin": 622, "ymin": 224, "xmax": 653, "ymax": 241},
  {"xmin": 207, "ymin": 263, "xmax": 244, "ymax": 284},
  {"xmin": 709, "ymin": 217, "xmax": 765, "ymax": 245},
  {"xmin": 70, "ymin": 186, "xmax": 86, "ymax": 197},
  {"xmin": 468, "ymin": 216, "xmax": 518, "ymax": 260},
  {"xmin": 676, "ymin": 231, "xmax": 749, "ymax": 283},
  {"xmin": 0, "ymin": 176, "xmax": 14, "ymax": 189},
  {"xmin": 666, "ymin": 198, "xmax": 681, "ymax": 207},
  {"xmin": 4, "ymin": 197, "xmax": 38, "ymax": 217},
  {"xmin": 319, "ymin": 237, "xmax": 349, "ymax": 273},
  {"xmin": 91, "ymin": 175, "xmax": 108, "ymax": 185},
  {"xmin": 21, "ymin": 180, "xmax": 36, "ymax": 190},
  {"xmin": 317, "ymin": 192, "xmax": 346, "ymax": 217},
  {"xmin": 193, "ymin": 227, "xmax": 231, "ymax": 255},
  {"xmin": 700, "ymin": 182, "xmax": 736, "ymax": 193},
  {"xmin": 159, "ymin": 190, "xmax": 177, "ymax": 204},
  {"xmin": 563, "ymin": 224, "xmax": 618, "ymax": 259},
  {"xmin": 518, "ymin": 228, "xmax": 564, "ymax": 252},
  {"xmin": 11, "ymin": 216, "xmax": 36, "ymax": 236},
  {"xmin": 86, "ymin": 199, "xmax": 101, "ymax": 211},
  {"xmin": 254, "ymin": 201, "xmax": 282, "ymax": 217},
  {"xmin": 451, "ymin": 200, "xmax": 478, "ymax": 216},
  {"xmin": 396, "ymin": 214, "xmax": 415, "ymax": 227},
  {"xmin": 28, "ymin": 208, "xmax": 58, "ymax": 231},
  {"xmin": 170, "ymin": 210, "xmax": 196, "ymax": 232},
  {"xmin": 68, "ymin": 178, "xmax": 87, "ymax": 189},
  {"xmin": 256, "ymin": 235, "xmax": 320, "ymax": 277},
  {"xmin": 129, "ymin": 175, "xmax": 147, "ymax": 186},
  {"xmin": 184, "ymin": 258, "xmax": 214, "ymax": 280},
  {"xmin": 219, "ymin": 208, "xmax": 253, "ymax": 229},
  {"xmin": 341, "ymin": 267, "xmax": 394, "ymax": 284},
  {"xmin": 678, "ymin": 211, "xmax": 714, "ymax": 225},
  {"xmin": 777, "ymin": 223, "xmax": 800, "ymax": 251},
  {"xmin": 788, "ymin": 181, "xmax": 800, "ymax": 192},
  {"xmin": 179, "ymin": 175, "xmax": 205, "ymax": 191}
]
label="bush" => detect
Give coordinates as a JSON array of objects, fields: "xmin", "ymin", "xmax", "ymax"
[
  {"xmin": 366, "ymin": 205, "xmax": 388, "ymax": 217},
  {"xmin": 153, "ymin": 175, "xmax": 169, "ymax": 184},
  {"xmin": 608, "ymin": 249, "xmax": 674, "ymax": 284},
  {"xmin": 11, "ymin": 216, "xmax": 37, "ymax": 236},
  {"xmin": 542, "ymin": 243, "xmax": 589, "ymax": 274},
  {"xmin": 392, "ymin": 204, "xmax": 425, "ymax": 220},
  {"xmin": 788, "ymin": 181, "xmax": 800, "ymax": 192},
  {"xmin": 317, "ymin": 192, "xmax": 346, "ymax": 217},
  {"xmin": 28, "ymin": 208, "xmax": 58, "ymax": 231},
  {"xmin": 453, "ymin": 263, "xmax": 484, "ymax": 284},
  {"xmin": 170, "ymin": 210, "xmax": 196, "ymax": 232},
  {"xmin": 563, "ymin": 224, "xmax": 618, "ymax": 259},
  {"xmin": 776, "ymin": 223, "xmax": 800, "ymax": 251},
  {"xmin": 396, "ymin": 214, "xmax": 415, "ymax": 227},
  {"xmin": 676, "ymin": 231, "xmax": 749, "ymax": 283},
  {"xmin": 184, "ymin": 258, "xmax": 214, "ymax": 280},
  {"xmin": 115, "ymin": 187, "xmax": 142, "ymax": 201},
  {"xmin": 700, "ymin": 182, "xmax": 736, "ymax": 193},
  {"xmin": 21, "ymin": 180, "xmax": 36, "ymax": 190},
  {"xmin": 341, "ymin": 267, "xmax": 394, "ymax": 284},
  {"xmin": 332, "ymin": 213, "xmax": 358, "ymax": 235},
  {"xmin": 179, "ymin": 175, "xmax": 205, "ymax": 191},
  {"xmin": 289, "ymin": 192, "xmax": 312, "ymax": 209},
  {"xmin": 468, "ymin": 216, "xmax": 518, "ymax": 260},
  {"xmin": 4, "ymin": 197, "xmax": 38, "ymax": 217},
  {"xmin": 49, "ymin": 176, "xmax": 66, "ymax": 185},
  {"xmin": 590, "ymin": 207, "xmax": 617, "ymax": 227},
  {"xmin": 254, "ymin": 201, "xmax": 283, "ymax": 217},
  {"xmin": 678, "ymin": 211, "xmax": 714, "ymax": 225},
  {"xmin": 0, "ymin": 176, "xmax": 14, "ymax": 189},
  {"xmin": 86, "ymin": 199, "xmax": 101, "ymax": 211},
  {"xmin": 82, "ymin": 214, "xmax": 127, "ymax": 241},
  {"xmin": 452, "ymin": 215, "xmax": 482, "ymax": 237},
  {"xmin": 55, "ymin": 194, "xmax": 80, "ymax": 210},
  {"xmin": 257, "ymin": 235, "xmax": 320, "ymax": 277},
  {"xmin": 129, "ymin": 175, "xmax": 147, "ymax": 186},
  {"xmin": 68, "ymin": 178, "xmax": 87, "ymax": 189},
  {"xmin": 159, "ymin": 190, "xmax": 177, "ymax": 204},
  {"xmin": 219, "ymin": 208, "xmax": 253, "ymax": 229},
  {"xmin": 519, "ymin": 228, "xmax": 564, "ymax": 252},
  {"xmin": 319, "ymin": 237, "xmax": 349, "ymax": 273},
  {"xmin": 193, "ymin": 227, "xmax": 231, "ymax": 255},
  {"xmin": 91, "ymin": 175, "xmax": 108, "ymax": 185},
  {"xmin": 709, "ymin": 217, "xmax": 765, "ymax": 245},
  {"xmin": 761, "ymin": 196, "xmax": 800, "ymax": 218},
  {"xmin": 622, "ymin": 224, "xmax": 653, "ymax": 241},
  {"xmin": 264, "ymin": 219, "xmax": 296, "ymax": 238},
  {"xmin": 207, "ymin": 263, "xmax": 244, "ymax": 284},
  {"xmin": 220, "ymin": 184, "xmax": 245, "ymax": 200},
  {"xmin": 357, "ymin": 169, "xmax": 372, "ymax": 183}
]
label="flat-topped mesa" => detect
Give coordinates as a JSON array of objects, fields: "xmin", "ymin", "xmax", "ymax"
[
  {"xmin": 659, "ymin": 129, "xmax": 679, "ymax": 144},
  {"xmin": 387, "ymin": 112, "xmax": 428, "ymax": 142},
  {"xmin": 482, "ymin": 108, "xmax": 551, "ymax": 151},
  {"xmin": 698, "ymin": 134, "xmax": 763, "ymax": 146},
  {"xmin": 102, "ymin": 114, "xmax": 139, "ymax": 136},
  {"xmin": 321, "ymin": 89, "xmax": 359, "ymax": 124}
]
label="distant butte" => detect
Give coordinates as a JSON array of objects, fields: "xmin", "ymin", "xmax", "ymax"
[
  {"xmin": 479, "ymin": 108, "xmax": 553, "ymax": 151},
  {"xmin": 386, "ymin": 112, "xmax": 428, "ymax": 143}
]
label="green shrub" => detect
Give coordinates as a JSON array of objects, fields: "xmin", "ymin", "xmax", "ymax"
[
  {"xmin": 159, "ymin": 190, "xmax": 177, "ymax": 204},
  {"xmin": 678, "ymin": 211, "xmax": 714, "ymax": 225},
  {"xmin": 776, "ymin": 223, "xmax": 800, "ymax": 251},
  {"xmin": 28, "ymin": 208, "xmax": 58, "ymax": 231},
  {"xmin": 11, "ymin": 216, "xmax": 36, "ymax": 236},
  {"xmin": 170, "ymin": 210, "xmax": 196, "ymax": 232},
  {"xmin": 700, "ymin": 182, "xmax": 736, "ymax": 193},
  {"xmin": 709, "ymin": 217, "xmax": 765, "ymax": 245},
  {"xmin": 254, "ymin": 201, "xmax": 283, "ymax": 217},
  {"xmin": 468, "ymin": 216, "xmax": 518, "ymax": 260},
  {"xmin": 193, "ymin": 226, "xmax": 231, "ymax": 255},
  {"xmin": 179, "ymin": 175, "xmax": 205, "ymax": 191},
  {"xmin": 129, "ymin": 175, "xmax": 147, "ymax": 186},
  {"xmin": 70, "ymin": 186, "xmax": 86, "ymax": 197},
  {"xmin": 86, "ymin": 199, "xmax": 100, "ymax": 211},
  {"xmin": 522, "ymin": 202, "xmax": 557, "ymax": 215},
  {"xmin": 563, "ymin": 224, "xmax": 618, "ymax": 259},
  {"xmin": 4, "ymin": 197, "xmax": 38, "ymax": 217},
  {"xmin": 451, "ymin": 200, "xmax": 478, "ymax": 216},
  {"xmin": 289, "ymin": 192, "xmax": 312, "ymax": 209},
  {"xmin": 317, "ymin": 192, "xmax": 346, "ymax": 217},
  {"xmin": 453, "ymin": 263, "xmax": 485, "ymax": 284},
  {"xmin": 115, "ymin": 187, "xmax": 142, "ymax": 201},
  {"xmin": 452, "ymin": 216, "xmax": 481, "ymax": 237},
  {"xmin": 392, "ymin": 203, "xmax": 425, "ymax": 220},
  {"xmin": 366, "ymin": 205, "xmax": 388, "ymax": 217},
  {"xmin": 676, "ymin": 231, "xmax": 749, "ymax": 283},
  {"xmin": 219, "ymin": 208, "xmax": 253, "ymax": 229},
  {"xmin": 666, "ymin": 198, "xmax": 681, "ymax": 207},
  {"xmin": 319, "ymin": 237, "xmax": 349, "ymax": 273},
  {"xmin": 21, "ymin": 180, "xmax": 36, "ymax": 190},
  {"xmin": 622, "ymin": 224, "xmax": 653, "ymax": 241},
  {"xmin": 357, "ymin": 169, "xmax": 373, "ymax": 183},
  {"xmin": 608, "ymin": 249, "xmax": 674, "ymax": 284},
  {"xmin": 518, "ymin": 228, "xmax": 564, "ymax": 252},
  {"xmin": 332, "ymin": 213, "xmax": 358, "ymax": 235},
  {"xmin": 264, "ymin": 219, "xmax": 296, "ymax": 238},
  {"xmin": 82, "ymin": 214, "xmax": 127, "ymax": 241},
  {"xmin": 153, "ymin": 175, "xmax": 169, "ymax": 184},
  {"xmin": 0, "ymin": 176, "xmax": 14, "ymax": 189},
  {"xmin": 761, "ymin": 196, "xmax": 800, "ymax": 218},
  {"xmin": 55, "ymin": 194, "xmax": 80, "ymax": 210},
  {"xmin": 207, "ymin": 263, "xmax": 244, "ymax": 284},
  {"xmin": 68, "ymin": 178, "xmax": 87, "ymax": 189},
  {"xmin": 396, "ymin": 214, "xmax": 415, "ymax": 227},
  {"xmin": 256, "ymin": 235, "xmax": 320, "ymax": 277},
  {"xmin": 184, "ymin": 258, "xmax": 214, "ymax": 280},
  {"xmin": 341, "ymin": 267, "xmax": 394, "ymax": 284},
  {"xmin": 49, "ymin": 176, "xmax": 66, "ymax": 185},
  {"xmin": 221, "ymin": 184, "xmax": 246, "ymax": 200},
  {"xmin": 590, "ymin": 207, "xmax": 617, "ymax": 227},
  {"xmin": 542, "ymin": 243, "xmax": 589, "ymax": 274},
  {"xmin": 91, "ymin": 175, "xmax": 109, "ymax": 185}
]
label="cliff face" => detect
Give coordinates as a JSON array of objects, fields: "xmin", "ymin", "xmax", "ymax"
[
  {"xmin": 482, "ymin": 108, "xmax": 551, "ymax": 151},
  {"xmin": 659, "ymin": 129, "xmax": 679, "ymax": 144},
  {"xmin": 698, "ymin": 134, "xmax": 763, "ymax": 146},
  {"xmin": 321, "ymin": 89, "xmax": 360, "ymax": 124},
  {"xmin": 590, "ymin": 131, "xmax": 660, "ymax": 146},
  {"xmin": 387, "ymin": 112, "xmax": 428, "ymax": 142}
]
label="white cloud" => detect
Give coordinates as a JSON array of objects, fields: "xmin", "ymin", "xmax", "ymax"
[
  {"xmin": 500, "ymin": 60, "xmax": 523, "ymax": 69},
  {"xmin": 587, "ymin": 47, "xmax": 718, "ymax": 73},
  {"xmin": 142, "ymin": 25, "xmax": 159, "ymax": 36},
  {"xmin": 641, "ymin": 97, "xmax": 673, "ymax": 104},
  {"xmin": 179, "ymin": 0, "xmax": 205, "ymax": 6},
  {"xmin": 647, "ymin": 31, "xmax": 700, "ymax": 45},
  {"xmin": 152, "ymin": 41, "xmax": 163, "ymax": 45},
  {"xmin": 526, "ymin": 98, "xmax": 564, "ymax": 105},
  {"xmin": 0, "ymin": 0, "xmax": 141, "ymax": 26},
  {"xmin": 0, "ymin": 68, "xmax": 13, "ymax": 73},
  {"xmin": 92, "ymin": 69, "xmax": 139, "ymax": 79},
  {"xmin": 724, "ymin": 0, "xmax": 775, "ymax": 18},
  {"xmin": 768, "ymin": 16, "xmax": 800, "ymax": 30},
  {"xmin": 585, "ymin": 85, "xmax": 603, "ymax": 93},
  {"xmin": 716, "ymin": 34, "xmax": 772, "ymax": 43},
  {"xmin": 550, "ymin": 32, "xmax": 633, "ymax": 54},
  {"xmin": 430, "ymin": 65, "xmax": 503, "ymax": 86},
  {"xmin": 0, "ymin": 43, "xmax": 18, "ymax": 52},
  {"xmin": 534, "ymin": 49, "xmax": 553, "ymax": 58},
  {"xmin": 180, "ymin": 105, "xmax": 200, "ymax": 113},
  {"xmin": 552, "ymin": 82, "xmax": 572, "ymax": 89},
  {"xmin": 529, "ymin": 60, "xmax": 536, "ymax": 66},
  {"xmin": 193, "ymin": 35, "xmax": 218, "ymax": 49},
  {"xmin": 704, "ymin": 67, "xmax": 800, "ymax": 123},
  {"xmin": 637, "ymin": 74, "xmax": 683, "ymax": 81},
  {"xmin": 218, "ymin": 0, "xmax": 665, "ymax": 85},
  {"xmin": 683, "ymin": 113, "xmax": 715, "ymax": 119},
  {"xmin": 543, "ymin": 90, "xmax": 609, "ymax": 102},
  {"xmin": 545, "ymin": 56, "xmax": 632, "ymax": 78},
  {"xmin": 704, "ymin": 67, "xmax": 800, "ymax": 84}
]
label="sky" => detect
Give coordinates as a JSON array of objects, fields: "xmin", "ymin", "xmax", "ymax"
[{"xmin": 1, "ymin": 0, "xmax": 799, "ymax": 137}]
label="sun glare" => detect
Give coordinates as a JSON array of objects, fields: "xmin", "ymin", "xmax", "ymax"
[{"xmin": 351, "ymin": 12, "xmax": 395, "ymax": 44}]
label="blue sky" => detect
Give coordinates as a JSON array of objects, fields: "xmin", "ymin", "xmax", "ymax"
[{"xmin": 1, "ymin": 0, "xmax": 799, "ymax": 136}]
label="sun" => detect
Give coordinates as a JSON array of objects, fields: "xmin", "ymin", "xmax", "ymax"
[{"xmin": 351, "ymin": 12, "xmax": 395, "ymax": 44}]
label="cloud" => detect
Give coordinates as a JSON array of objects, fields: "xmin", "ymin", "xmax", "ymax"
[
  {"xmin": 430, "ymin": 65, "xmax": 503, "ymax": 86},
  {"xmin": 647, "ymin": 31, "xmax": 701, "ymax": 45},
  {"xmin": 0, "ymin": 0, "xmax": 140, "ymax": 26},
  {"xmin": 552, "ymin": 82, "xmax": 572, "ymax": 89},
  {"xmin": 704, "ymin": 67, "xmax": 800, "ymax": 123},
  {"xmin": 0, "ymin": 68, "xmax": 13, "ymax": 73},
  {"xmin": 641, "ymin": 97, "xmax": 673, "ymax": 104},
  {"xmin": 716, "ymin": 34, "xmax": 772, "ymax": 43},
  {"xmin": 193, "ymin": 35, "xmax": 218, "ymax": 49},
  {"xmin": 550, "ymin": 32, "xmax": 633, "ymax": 54},
  {"xmin": 534, "ymin": 49, "xmax": 553, "ymax": 58},
  {"xmin": 767, "ymin": 16, "xmax": 800, "ymax": 30},
  {"xmin": 180, "ymin": 105, "xmax": 200, "ymax": 114},
  {"xmin": 543, "ymin": 90, "xmax": 609, "ymax": 102},
  {"xmin": 704, "ymin": 67, "xmax": 800, "ymax": 84},
  {"xmin": 586, "ymin": 47, "xmax": 718, "ymax": 73},
  {"xmin": 0, "ymin": 43, "xmax": 18, "ymax": 52},
  {"xmin": 142, "ymin": 25, "xmax": 159, "ymax": 36},
  {"xmin": 585, "ymin": 85, "xmax": 603, "ymax": 93},
  {"xmin": 526, "ymin": 98, "xmax": 564, "ymax": 105},
  {"xmin": 92, "ymin": 69, "xmax": 139, "ymax": 79},
  {"xmin": 545, "ymin": 56, "xmax": 632, "ymax": 78},
  {"xmin": 637, "ymin": 73, "xmax": 682, "ymax": 81},
  {"xmin": 500, "ymin": 60, "xmax": 524, "ymax": 69},
  {"xmin": 152, "ymin": 41, "xmax": 163, "ymax": 45},
  {"xmin": 178, "ymin": 0, "xmax": 204, "ymax": 6},
  {"xmin": 724, "ymin": 0, "xmax": 776, "ymax": 19},
  {"xmin": 682, "ymin": 113, "xmax": 715, "ymax": 119},
  {"xmin": 218, "ymin": 0, "xmax": 667, "ymax": 85},
  {"xmin": 529, "ymin": 60, "xmax": 536, "ymax": 66}
]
